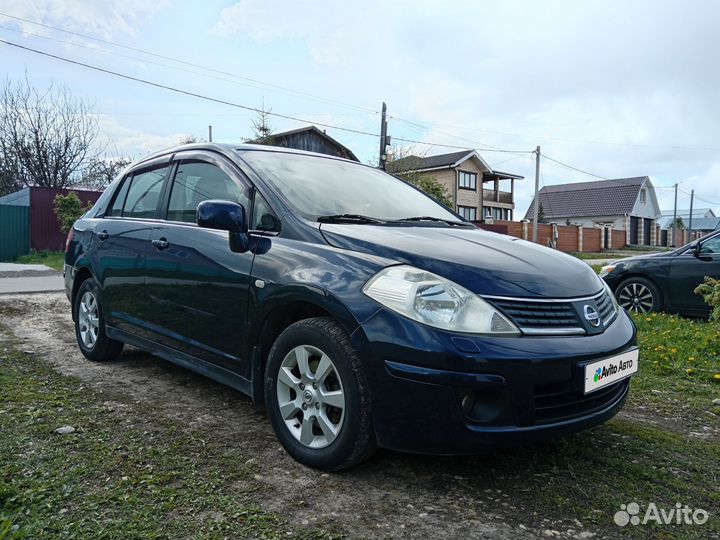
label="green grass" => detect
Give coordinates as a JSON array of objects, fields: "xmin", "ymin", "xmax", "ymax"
[
  {"xmin": 629, "ymin": 312, "xmax": 720, "ymax": 423},
  {"xmin": 13, "ymin": 251, "xmax": 64, "ymax": 271},
  {"xmin": 0, "ymin": 343, "xmax": 338, "ymax": 540}
]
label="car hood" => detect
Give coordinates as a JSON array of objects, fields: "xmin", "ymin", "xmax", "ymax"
[{"xmin": 320, "ymin": 224, "xmax": 602, "ymax": 298}]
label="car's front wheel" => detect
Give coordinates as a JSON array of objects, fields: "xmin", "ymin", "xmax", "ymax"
[
  {"xmin": 265, "ymin": 317, "xmax": 376, "ymax": 470},
  {"xmin": 74, "ymin": 277, "xmax": 124, "ymax": 362},
  {"xmin": 616, "ymin": 277, "xmax": 662, "ymax": 314}
]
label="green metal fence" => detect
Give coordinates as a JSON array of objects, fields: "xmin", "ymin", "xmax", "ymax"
[{"xmin": 0, "ymin": 204, "xmax": 30, "ymax": 261}]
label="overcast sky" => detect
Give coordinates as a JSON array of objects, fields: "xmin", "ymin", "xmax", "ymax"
[{"xmin": 2, "ymin": 0, "xmax": 720, "ymax": 216}]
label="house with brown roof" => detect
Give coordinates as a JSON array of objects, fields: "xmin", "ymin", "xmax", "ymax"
[
  {"xmin": 388, "ymin": 150, "xmax": 523, "ymax": 221},
  {"xmin": 524, "ymin": 177, "xmax": 661, "ymax": 246},
  {"xmin": 250, "ymin": 125, "xmax": 359, "ymax": 162}
]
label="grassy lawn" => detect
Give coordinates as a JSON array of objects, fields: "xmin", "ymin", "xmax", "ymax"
[
  {"xmin": 13, "ymin": 251, "xmax": 64, "ymax": 272},
  {"xmin": 0, "ymin": 337, "xmax": 336, "ymax": 540}
]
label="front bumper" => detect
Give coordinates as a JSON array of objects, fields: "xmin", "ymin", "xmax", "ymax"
[{"xmin": 356, "ymin": 307, "xmax": 637, "ymax": 454}]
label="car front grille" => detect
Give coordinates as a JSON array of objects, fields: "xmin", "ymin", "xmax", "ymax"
[
  {"xmin": 485, "ymin": 289, "xmax": 617, "ymax": 336},
  {"xmin": 533, "ymin": 378, "xmax": 628, "ymax": 425}
]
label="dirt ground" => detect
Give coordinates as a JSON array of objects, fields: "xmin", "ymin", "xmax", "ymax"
[{"xmin": 4, "ymin": 292, "xmax": 706, "ymax": 540}]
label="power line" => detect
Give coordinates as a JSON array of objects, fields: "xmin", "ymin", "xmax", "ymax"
[
  {"xmin": 541, "ymin": 154, "xmax": 607, "ymax": 179},
  {"xmin": 678, "ymin": 187, "xmax": 720, "ymax": 206},
  {"xmin": 0, "ymin": 23, "xmax": 382, "ymax": 113},
  {"xmin": 0, "ymin": 11, "xmax": 378, "ymax": 114},
  {"xmin": 0, "ymin": 38, "xmax": 381, "ymax": 137},
  {"xmin": 0, "ymin": 38, "xmax": 533, "ymax": 156},
  {"xmin": 392, "ymin": 136, "xmax": 531, "ymax": 153}
]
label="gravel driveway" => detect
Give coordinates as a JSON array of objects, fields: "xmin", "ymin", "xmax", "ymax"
[{"xmin": 0, "ymin": 292, "xmax": 616, "ymax": 539}]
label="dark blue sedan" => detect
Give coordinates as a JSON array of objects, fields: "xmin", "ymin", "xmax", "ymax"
[{"xmin": 64, "ymin": 144, "xmax": 638, "ymax": 470}]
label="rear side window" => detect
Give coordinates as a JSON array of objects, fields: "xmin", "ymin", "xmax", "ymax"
[
  {"xmin": 107, "ymin": 177, "xmax": 131, "ymax": 217},
  {"xmin": 107, "ymin": 167, "xmax": 168, "ymax": 218},
  {"xmin": 123, "ymin": 168, "xmax": 167, "ymax": 219},
  {"xmin": 167, "ymin": 161, "xmax": 250, "ymax": 223}
]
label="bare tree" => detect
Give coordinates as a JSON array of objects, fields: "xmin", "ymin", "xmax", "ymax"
[
  {"xmin": 179, "ymin": 134, "xmax": 202, "ymax": 145},
  {"xmin": 76, "ymin": 155, "xmax": 133, "ymax": 189},
  {"xmin": 0, "ymin": 76, "xmax": 100, "ymax": 189}
]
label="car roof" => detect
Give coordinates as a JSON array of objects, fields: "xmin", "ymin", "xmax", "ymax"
[{"xmin": 135, "ymin": 142, "xmax": 365, "ymax": 169}]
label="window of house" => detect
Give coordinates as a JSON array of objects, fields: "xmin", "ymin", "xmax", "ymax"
[
  {"xmin": 167, "ymin": 161, "xmax": 250, "ymax": 223},
  {"xmin": 640, "ymin": 189, "xmax": 647, "ymax": 203},
  {"xmin": 118, "ymin": 166, "xmax": 169, "ymax": 219},
  {"xmin": 458, "ymin": 171, "xmax": 477, "ymax": 190},
  {"xmin": 457, "ymin": 205, "xmax": 477, "ymax": 221}
]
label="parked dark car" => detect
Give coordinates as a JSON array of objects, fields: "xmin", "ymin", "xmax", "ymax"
[
  {"xmin": 65, "ymin": 143, "xmax": 638, "ymax": 470},
  {"xmin": 601, "ymin": 231, "xmax": 720, "ymax": 316}
]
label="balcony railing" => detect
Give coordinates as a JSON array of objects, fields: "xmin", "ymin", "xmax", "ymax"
[{"xmin": 482, "ymin": 189, "xmax": 513, "ymax": 204}]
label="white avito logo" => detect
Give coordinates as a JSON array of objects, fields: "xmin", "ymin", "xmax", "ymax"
[{"xmin": 614, "ymin": 502, "xmax": 709, "ymax": 527}]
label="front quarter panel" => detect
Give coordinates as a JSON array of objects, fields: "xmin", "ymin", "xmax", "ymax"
[{"xmin": 248, "ymin": 237, "xmax": 396, "ymax": 341}]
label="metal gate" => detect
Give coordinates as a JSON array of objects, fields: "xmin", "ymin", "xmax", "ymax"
[
  {"xmin": 643, "ymin": 218, "xmax": 652, "ymax": 245},
  {"xmin": 0, "ymin": 204, "xmax": 30, "ymax": 260},
  {"xmin": 629, "ymin": 217, "xmax": 639, "ymax": 245}
]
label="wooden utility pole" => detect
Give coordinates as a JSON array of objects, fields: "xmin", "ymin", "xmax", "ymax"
[
  {"xmin": 208, "ymin": 125, "xmax": 213, "ymax": 142},
  {"xmin": 688, "ymin": 189, "xmax": 695, "ymax": 239},
  {"xmin": 532, "ymin": 146, "xmax": 541, "ymax": 243},
  {"xmin": 378, "ymin": 102, "xmax": 389, "ymax": 170},
  {"xmin": 671, "ymin": 183, "xmax": 678, "ymax": 247}
]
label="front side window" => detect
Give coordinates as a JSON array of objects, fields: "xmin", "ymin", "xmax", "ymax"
[
  {"xmin": 458, "ymin": 171, "xmax": 477, "ymax": 190},
  {"xmin": 167, "ymin": 161, "xmax": 250, "ymax": 223},
  {"xmin": 700, "ymin": 236, "xmax": 720, "ymax": 254},
  {"xmin": 252, "ymin": 193, "xmax": 280, "ymax": 232},
  {"xmin": 457, "ymin": 205, "xmax": 477, "ymax": 221},
  {"xmin": 119, "ymin": 166, "xmax": 168, "ymax": 219},
  {"xmin": 240, "ymin": 151, "xmax": 461, "ymax": 222}
]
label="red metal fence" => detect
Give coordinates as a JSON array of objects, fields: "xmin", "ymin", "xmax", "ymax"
[
  {"xmin": 30, "ymin": 187, "xmax": 102, "ymax": 251},
  {"xmin": 473, "ymin": 220, "xmax": 626, "ymax": 253}
]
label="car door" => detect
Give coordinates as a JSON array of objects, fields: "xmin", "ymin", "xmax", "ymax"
[
  {"xmin": 144, "ymin": 153, "xmax": 256, "ymax": 375},
  {"xmin": 667, "ymin": 234, "xmax": 720, "ymax": 313},
  {"xmin": 95, "ymin": 161, "xmax": 171, "ymax": 338}
]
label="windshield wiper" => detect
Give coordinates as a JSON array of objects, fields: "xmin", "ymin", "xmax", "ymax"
[
  {"xmin": 317, "ymin": 213, "xmax": 386, "ymax": 224},
  {"xmin": 392, "ymin": 216, "xmax": 471, "ymax": 227}
]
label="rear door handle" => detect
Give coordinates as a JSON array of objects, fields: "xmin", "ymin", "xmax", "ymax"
[
  {"xmin": 151, "ymin": 238, "xmax": 170, "ymax": 251},
  {"xmin": 97, "ymin": 230, "xmax": 109, "ymax": 241}
]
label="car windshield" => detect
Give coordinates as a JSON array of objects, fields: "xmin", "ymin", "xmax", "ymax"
[{"xmin": 240, "ymin": 150, "xmax": 462, "ymax": 223}]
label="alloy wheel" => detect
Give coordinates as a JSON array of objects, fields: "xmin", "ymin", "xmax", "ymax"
[
  {"xmin": 617, "ymin": 283, "xmax": 654, "ymax": 313},
  {"xmin": 78, "ymin": 291, "xmax": 100, "ymax": 349},
  {"xmin": 276, "ymin": 344, "xmax": 346, "ymax": 449}
]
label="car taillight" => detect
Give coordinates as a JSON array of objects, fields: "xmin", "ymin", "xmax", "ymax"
[{"xmin": 65, "ymin": 228, "xmax": 74, "ymax": 253}]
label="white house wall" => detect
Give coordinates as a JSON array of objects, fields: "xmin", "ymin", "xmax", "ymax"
[{"xmin": 630, "ymin": 181, "xmax": 661, "ymax": 219}]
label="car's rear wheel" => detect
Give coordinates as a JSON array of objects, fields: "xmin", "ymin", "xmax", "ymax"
[
  {"xmin": 265, "ymin": 317, "xmax": 376, "ymax": 470},
  {"xmin": 74, "ymin": 277, "xmax": 124, "ymax": 362},
  {"xmin": 616, "ymin": 277, "xmax": 661, "ymax": 314}
]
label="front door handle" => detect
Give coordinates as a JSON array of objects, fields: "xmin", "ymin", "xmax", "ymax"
[
  {"xmin": 151, "ymin": 238, "xmax": 170, "ymax": 251},
  {"xmin": 97, "ymin": 230, "xmax": 109, "ymax": 241}
]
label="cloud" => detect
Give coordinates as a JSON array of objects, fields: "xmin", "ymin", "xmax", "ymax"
[
  {"xmin": 0, "ymin": 0, "xmax": 170, "ymax": 39},
  {"xmin": 211, "ymin": 0, "xmax": 720, "ymax": 215},
  {"xmin": 96, "ymin": 114, "xmax": 188, "ymax": 160}
]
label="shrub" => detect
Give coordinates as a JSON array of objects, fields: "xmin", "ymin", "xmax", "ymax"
[
  {"xmin": 694, "ymin": 276, "xmax": 720, "ymax": 321},
  {"xmin": 53, "ymin": 191, "xmax": 93, "ymax": 233}
]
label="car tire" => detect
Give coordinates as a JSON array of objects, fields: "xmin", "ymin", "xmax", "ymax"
[
  {"xmin": 265, "ymin": 317, "xmax": 376, "ymax": 471},
  {"xmin": 615, "ymin": 277, "xmax": 662, "ymax": 314},
  {"xmin": 74, "ymin": 277, "xmax": 124, "ymax": 362}
]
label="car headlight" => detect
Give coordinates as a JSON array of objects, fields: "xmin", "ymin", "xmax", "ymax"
[
  {"xmin": 363, "ymin": 265, "xmax": 520, "ymax": 335},
  {"xmin": 601, "ymin": 278, "xmax": 620, "ymax": 312},
  {"xmin": 599, "ymin": 264, "xmax": 615, "ymax": 277}
]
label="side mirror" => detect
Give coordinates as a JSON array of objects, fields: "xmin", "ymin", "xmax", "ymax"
[
  {"xmin": 691, "ymin": 242, "xmax": 701, "ymax": 257},
  {"xmin": 197, "ymin": 200, "xmax": 250, "ymax": 252}
]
